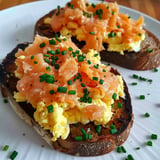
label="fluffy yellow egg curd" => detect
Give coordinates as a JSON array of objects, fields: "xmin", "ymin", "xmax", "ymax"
[
  {"xmin": 49, "ymin": 0, "xmax": 145, "ymax": 54},
  {"xmin": 14, "ymin": 35, "xmax": 124, "ymax": 141}
]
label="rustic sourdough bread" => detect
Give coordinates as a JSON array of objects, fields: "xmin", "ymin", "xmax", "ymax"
[
  {"xmin": 34, "ymin": 9, "xmax": 160, "ymax": 70},
  {"xmin": 0, "ymin": 43, "xmax": 133, "ymax": 156}
]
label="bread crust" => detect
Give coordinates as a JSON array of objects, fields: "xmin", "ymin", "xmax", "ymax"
[
  {"xmin": 0, "ymin": 43, "xmax": 133, "ymax": 156},
  {"xmin": 34, "ymin": 9, "xmax": 160, "ymax": 70}
]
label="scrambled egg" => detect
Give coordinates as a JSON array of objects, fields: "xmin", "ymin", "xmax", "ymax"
[
  {"xmin": 104, "ymin": 31, "xmax": 145, "ymax": 55},
  {"xmin": 14, "ymin": 36, "xmax": 125, "ymax": 141},
  {"xmin": 33, "ymin": 50, "xmax": 124, "ymax": 141},
  {"xmin": 59, "ymin": 24, "xmax": 145, "ymax": 55}
]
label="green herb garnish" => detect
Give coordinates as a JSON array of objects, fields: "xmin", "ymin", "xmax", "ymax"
[
  {"xmin": 57, "ymin": 87, "xmax": 67, "ymax": 93},
  {"xmin": 9, "ymin": 150, "xmax": 18, "ymax": 160},
  {"xmin": 39, "ymin": 42, "xmax": 45, "ymax": 48},
  {"xmin": 47, "ymin": 104, "xmax": 54, "ymax": 113},
  {"xmin": 39, "ymin": 74, "xmax": 54, "ymax": 84}
]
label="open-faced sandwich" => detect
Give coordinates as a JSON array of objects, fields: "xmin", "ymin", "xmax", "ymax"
[
  {"xmin": 35, "ymin": 0, "xmax": 160, "ymax": 70},
  {"xmin": 0, "ymin": 35, "xmax": 133, "ymax": 156}
]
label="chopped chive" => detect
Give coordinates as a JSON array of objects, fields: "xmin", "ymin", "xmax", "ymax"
[
  {"xmin": 81, "ymin": 83, "xmax": 85, "ymax": 87},
  {"xmin": 30, "ymin": 55, "xmax": 34, "ymax": 59},
  {"xmin": 3, "ymin": 99, "xmax": 8, "ymax": 103},
  {"xmin": 139, "ymin": 76, "xmax": 147, "ymax": 81},
  {"xmin": 87, "ymin": 13, "xmax": 93, "ymax": 18},
  {"xmin": 75, "ymin": 136, "xmax": 83, "ymax": 141},
  {"xmin": 3, "ymin": 145, "xmax": 9, "ymax": 151},
  {"xmin": 117, "ymin": 146, "xmax": 127, "ymax": 153},
  {"xmin": 109, "ymin": 128, "xmax": 117, "ymax": 134},
  {"xmin": 144, "ymin": 112, "xmax": 150, "ymax": 117},
  {"xmin": 139, "ymin": 95, "xmax": 145, "ymax": 100},
  {"xmin": 49, "ymin": 39, "xmax": 56, "ymax": 45},
  {"xmin": 147, "ymin": 141, "xmax": 152, "ymax": 146},
  {"xmin": 107, "ymin": 6, "xmax": 109, "ymax": 9},
  {"xmin": 95, "ymin": 125, "xmax": 101, "ymax": 134},
  {"xmin": 121, "ymin": 146, "xmax": 127, "ymax": 153},
  {"xmin": 46, "ymin": 66, "xmax": 51, "ymax": 71},
  {"xmin": 147, "ymin": 48, "xmax": 152, "ymax": 53},
  {"xmin": 56, "ymin": 48, "xmax": 60, "ymax": 54},
  {"xmin": 128, "ymin": 16, "xmax": 131, "ymax": 19},
  {"xmin": 138, "ymin": 33, "xmax": 142, "ymax": 36},
  {"xmin": 91, "ymin": 3, "xmax": 96, "ymax": 8},
  {"xmin": 109, "ymin": 124, "xmax": 117, "ymax": 134},
  {"xmin": 99, "ymin": 79, "xmax": 104, "ymax": 85},
  {"xmin": 47, "ymin": 104, "xmax": 54, "ymax": 113},
  {"xmin": 49, "ymin": 90, "xmax": 55, "ymax": 95},
  {"xmin": 112, "ymin": 93, "xmax": 117, "ymax": 100},
  {"xmin": 117, "ymin": 146, "xmax": 122, "ymax": 153},
  {"xmin": 47, "ymin": 50, "xmax": 56, "ymax": 55},
  {"xmin": 55, "ymin": 56, "xmax": 59, "ymax": 60},
  {"xmin": 81, "ymin": 128, "xmax": 86, "ymax": 135},
  {"xmin": 131, "ymin": 82, "xmax": 137, "ymax": 85},
  {"xmin": 135, "ymin": 147, "xmax": 140, "ymax": 150},
  {"xmin": 92, "ymin": 76, "xmax": 98, "ymax": 81},
  {"xmin": 34, "ymin": 61, "xmax": 38, "ymax": 64},
  {"xmin": 73, "ymin": 75, "xmax": 78, "ymax": 82},
  {"xmin": 56, "ymin": 5, "xmax": 61, "ymax": 16},
  {"xmin": 55, "ymin": 37, "xmax": 61, "ymax": 43},
  {"xmin": 89, "ymin": 31, "xmax": 95, "ymax": 35},
  {"xmin": 39, "ymin": 74, "xmax": 54, "ymax": 84},
  {"xmin": 148, "ymin": 79, "xmax": 153, "ymax": 83},
  {"xmin": 85, "ymin": 3, "xmax": 89, "ymax": 7},
  {"xmin": 112, "ymin": 10, "xmax": 115, "ymax": 15},
  {"xmin": 95, "ymin": 9, "xmax": 103, "ymax": 19},
  {"xmin": 94, "ymin": 53, "xmax": 99, "ymax": 57},
  {"xmin": 63, "ymin": 38, "xmax": 67, "ymax": 41},
  {"xmin": 75, "ymin": 50, "xmax": 80, "ymax": 54},
  {"xmin": 77, "ymin": 54, "xmax": 85, "ymax": 62},
  {"xmin": 44, "ymin": 58, "xmax": 50, "ymax": 63},
  {"xmin": 51, "ymin": 60, "xmax": 56, "ymax": 66},
  {"xmin": 117, "ymin": 25, "xmax": 121, "ymax": 28},
  {"xmin": 68, "ymin": 80, "xmax": 73, "ymax": 85},
  {"xmin": 87, "ymin": 60, "xmax": 91, "ymax": 64},
  {"xmin": 151, "ymin": 134, "xmax": 158, "ymax": 140},
  {"xmin": 127, "ymin": 154, "xmax": 135, "ymax": 160},
  {"xmin": 54, "ymin": 34, "xmax": 59, "ymax": 38},
  {"xmin": 88, "ymin": 97, "xmax": 92, "ymax": 103},
  {"xmin": 88, "ymin": 134, "xmax": 92, "ymax": 139},
  {"xmin": 83, "ymin": 133, "xmax": 89, "ymax": 140},
  {"xmin": 67, "ymin": 2, "xmax": 71, "ymax": 7},
  {"xmin": 68, "ymin": 90, "xmax": 76, "ymax": 95},
  {"xmin": 93, "ymin": 64, "xmax": 99, "ymax": 69},
  {"xmin": 57, "ymin": 87, "xmax": 67, "ymax": 93},
  {"xmin": 39, "ymin": 42, "xmax": 45, "ymax": 48},
  {"xmin": 72, "ymin": 52, "xmax": 76, "ymax": 58},
  {"xmin": 153, "ymin": 68, "xmax": 158, "ymax": 72},
  {"xmin": 9, "ymin": 150, "xmax": 18, "ymax": 160},
  {"xmin": 108, "ymin": 31, "xmax": 116, "ymax": 38},
  {"xmin": 132, "ymin": 74, "xmax": 138, "ymax": 79},
  {"xmin": 61, "ymin": 50, "xmax": 67, "ymax": 55},
  {"xmin": 71, "ymin": 4, "xmax": 74, "ymax": 9},
  {"xmin": 68, "ymin": 47, "xmax": 73, "ymax": 51},
  {"xmin": 103, "ymin": 69, "xmax": 106, "ymax": 72},
  {"xmin": 54, "ymin": 64, "xmax": 60, "ymax": 69},
  {"xmin": 110, "ymin": 124, "xmax": 116, "ymax": 129},
  {"xmin": 118, "ymin": 102, "xmax": 123, "ymax": 108},
  {"xmin": 44, "ymin": 54, "xmax": 49, "ymax": 57}
]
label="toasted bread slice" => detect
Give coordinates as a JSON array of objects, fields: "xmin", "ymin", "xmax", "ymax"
[
  {"xmin": 34, "ymin": 9, "xmax": 160, "ymax": 70},
  {"xmin": 0, "ymin": 43, "xmax": 133, "ymax": 156}
]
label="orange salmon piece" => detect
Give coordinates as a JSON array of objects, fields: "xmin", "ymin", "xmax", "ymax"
[{"xmin": 82, "ymin": 105, "xmax": 104, "ymax": 120}]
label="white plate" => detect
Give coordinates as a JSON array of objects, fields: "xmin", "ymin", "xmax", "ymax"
[{"xmin": 0, "ymin": 1, "xmax": 160, "ymax": 160}]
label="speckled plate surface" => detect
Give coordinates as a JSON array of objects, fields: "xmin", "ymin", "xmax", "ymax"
[{"xmin": 0, "ymin": 0, "xmax": 160, "ymax": 160}]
